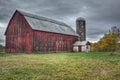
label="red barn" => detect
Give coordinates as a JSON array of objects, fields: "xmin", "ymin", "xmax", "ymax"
[{"xmin": 4, "ymin": 10, "xmax": 78, "ymax": 53}]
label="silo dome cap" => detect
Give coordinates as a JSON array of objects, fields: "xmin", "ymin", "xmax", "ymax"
[{"xmin": 76, "ymin": 17, "xmax": 85, "ymax": 21}]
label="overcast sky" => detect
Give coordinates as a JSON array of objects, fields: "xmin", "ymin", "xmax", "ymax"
[{"xmin": 0, "ymin": 0, "xmax": 120, "ymax": 46}]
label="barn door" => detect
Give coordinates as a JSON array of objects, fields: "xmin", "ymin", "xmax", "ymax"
[{"xmin": 21, "ymin": 39, "xmax": 25, "ymax": 53}]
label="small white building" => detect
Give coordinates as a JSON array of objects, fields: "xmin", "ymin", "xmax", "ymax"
[{"xmin": 73, "ymin": 41, "xmax": 90, "ymax": 52}]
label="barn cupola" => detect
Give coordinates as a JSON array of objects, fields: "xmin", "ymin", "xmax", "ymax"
[{"xmin": 76, "ymin": 17, "xmax": 86, "ymax": 41}]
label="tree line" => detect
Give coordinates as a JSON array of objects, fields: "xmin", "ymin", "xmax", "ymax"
[{"xmin": 0, "ymin": 44, "xmax": 5, "ymax": 52}]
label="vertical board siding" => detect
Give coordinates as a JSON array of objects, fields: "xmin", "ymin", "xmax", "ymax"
[{"xmin": 33, "ymin": 30, "xmax": 78, "ymax": 53}]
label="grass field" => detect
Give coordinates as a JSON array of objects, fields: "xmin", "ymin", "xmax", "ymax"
[{"xmin": 0, "ymin": 52, "xmax": 120, "ymax": 80}]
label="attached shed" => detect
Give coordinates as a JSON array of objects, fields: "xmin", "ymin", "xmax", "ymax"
[
  {"xmin": 73, "ymin": 41, "xmax": 90, "ymax": 52},
  {"xmin": 4, "ymin": 10, "xmax": 79, "ymax": 53}
]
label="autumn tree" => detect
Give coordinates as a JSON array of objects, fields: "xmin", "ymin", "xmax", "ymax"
[{"xmin": 91, "ymin": 33, "xmax": 119, "ymax": 52}]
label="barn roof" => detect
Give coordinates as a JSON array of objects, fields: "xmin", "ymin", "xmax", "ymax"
[{"xmin": 17, "ymin": 10, "xmax": 78, "ymax": 36}]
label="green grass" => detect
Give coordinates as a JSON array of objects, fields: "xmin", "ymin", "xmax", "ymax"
[{"xmin": 0, "ymin": 52, "xmax": 120, "ymax": 80}]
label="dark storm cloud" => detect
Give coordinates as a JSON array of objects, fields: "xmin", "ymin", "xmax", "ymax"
[{"xmin": 0, "ymin": 0, "xmax": 120, "ymax": 45}]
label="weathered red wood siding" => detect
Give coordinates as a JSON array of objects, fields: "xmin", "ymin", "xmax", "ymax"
[
  {"xmin": 5, "ymin": 11, "xmax": 33, "ymax": 53},
  {"xmin": 33, "ymin": 30, "xmax": 78, "ymax": 52}
]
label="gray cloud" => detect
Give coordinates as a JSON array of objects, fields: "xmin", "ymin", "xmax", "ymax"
[
  {"xmin": 0, "ymin": 39, "xmax": 4, "ymax": 43},
  {"xmin": 0, "ymin": 0, "xmax": 120, "ymax": 45},
  {"xmin": 0, "ymin": 27, "xmax": 5, "ymax": 46}
]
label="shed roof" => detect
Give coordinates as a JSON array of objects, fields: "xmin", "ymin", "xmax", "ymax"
[
  {"xmin": 17, "ymin": 10, "xmax": 78, "ymax": 36},
  {"xmin": 73, "ymin": 41, "xmax": 90, "ymax": 46}
]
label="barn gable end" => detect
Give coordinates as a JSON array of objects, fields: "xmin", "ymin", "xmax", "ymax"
[{"xmin": 5, "ymin": 11, "xmax": 33, "ymax": 53}]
